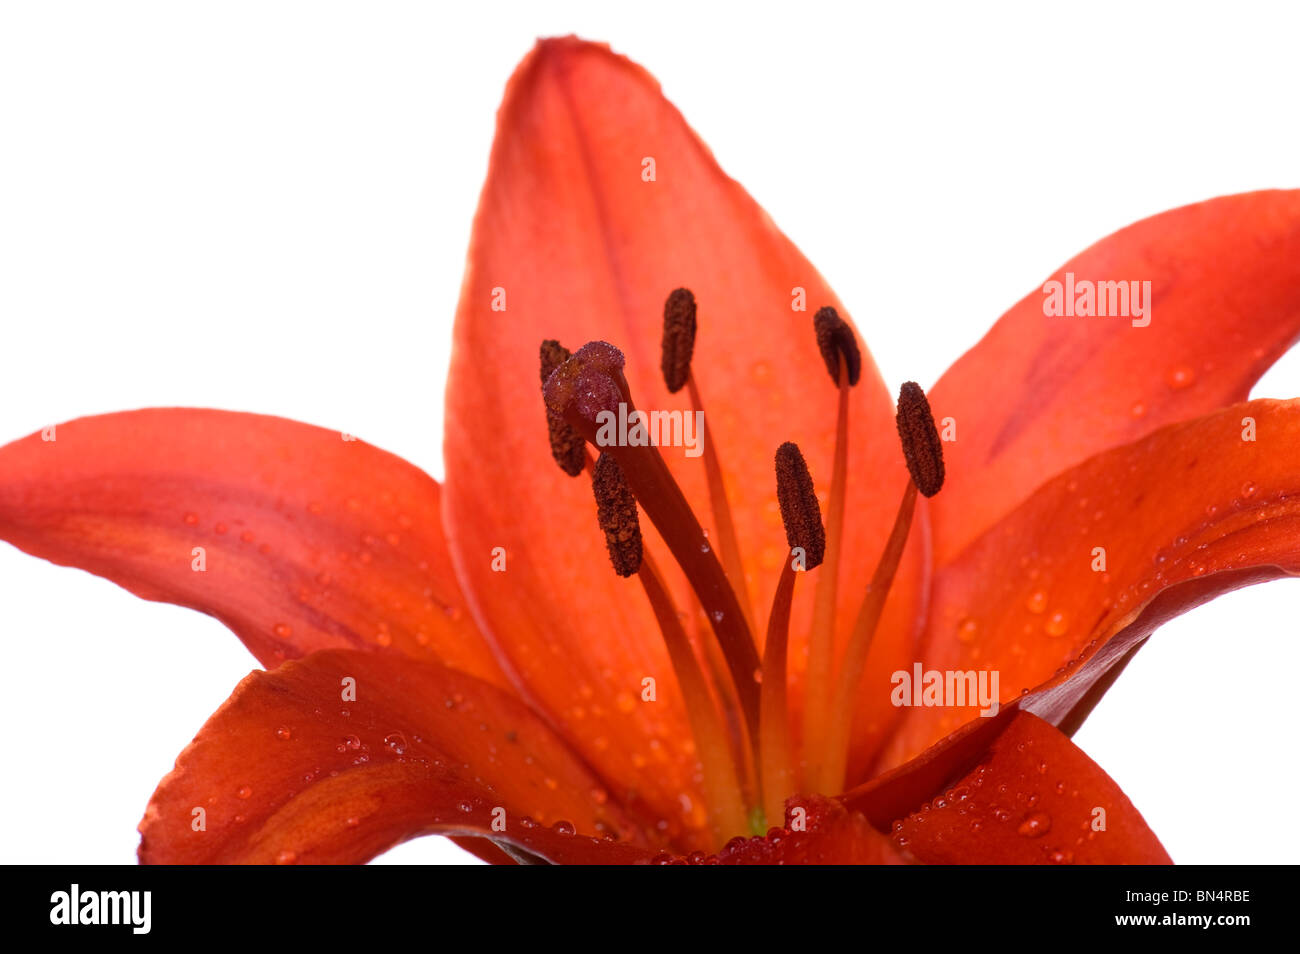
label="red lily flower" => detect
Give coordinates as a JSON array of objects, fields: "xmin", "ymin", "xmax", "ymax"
[{"xmin": 3, "ymin": 36, "xmax": 1299, "ymax": 864}]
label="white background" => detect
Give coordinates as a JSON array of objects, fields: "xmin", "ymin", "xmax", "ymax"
[{"xmin": 2, "ymin": 1, "xmax": 1297, "ymax": 865}]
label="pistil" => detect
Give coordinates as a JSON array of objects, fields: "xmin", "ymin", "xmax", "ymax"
[{"xmin": 544, "ymin": 343, "xmax": 763, "ymax": 743}]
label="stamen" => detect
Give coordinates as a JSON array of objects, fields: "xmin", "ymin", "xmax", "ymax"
[
  {"xmin": 812, "ymin": 379, "xmax": 939, "ymax": 793},
  {"xmin": 662, "ymin": 288, "xmax": 756, "ymax": 639},
  {"xmin": 803, "ymin": 321, "xmax": 857, "ymax": 783},
  {"xmin": 896, "ymin": 381, "xmax": 945, "ymax": 497},
  {"xmin": 760, "ymin": 443, "xmax": 824, "ymax": 826},
  {"xmin": 590, "ymin": 453, "xmax": 643, "ymax": 578},
  {"xmin": 660, "ymin": 288, "xmax": 697, "ymax": 394},
  {"xmin": 773, "ymin": 442, "xmax": 825, "ymax": 568},
  {"xmin": 544, "ymin": 342, "xmax": 763, "ymax": 739},
  {"xmin": 638, "ymin": 549, "xmax": 750, "ymax": 842},
  {"xmin": 813, "ymin": 306, "xmax": 861, "ymax": 386},
  {"xmin": 539, "ymin": 340, "xmax": 586, "ymax": 477}
]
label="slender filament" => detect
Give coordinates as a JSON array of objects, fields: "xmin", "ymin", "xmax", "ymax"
[
  {"xmin": 815, "ymin": 480, "xmax": 919, "ymax": 794},
  {"xmin": 802, "ymin": 358, "xmax": 850, "ymax": 782},
  {"xmin": 638, "ymin": 550, "xmax": 750, "ymax": 842},
  {"xmin": 759, "ymin": 559, "xmax": 797, "ymax": 827}
]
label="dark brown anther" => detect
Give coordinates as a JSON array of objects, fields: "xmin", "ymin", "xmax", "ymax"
[
  {"xmin": 813, "ymin": 306, "xmax": 861, "ymax": 387},
  {"xmin": 539, "ymin": 339, "xmax": 586, "ymax": 477},
  {"xmin": 774, "ymin": 442, "xmax": 825, "ymax": 569},
  {"xmin": 591, "ymin": 452, "xmax": 643, "ymax": 577},
  {"xmin": 661, "ymin": 287, "xmax": 697, "ymax": 394},
  {"xmin": 896, "ymin": 381, "xmax": 945, "ymax": 497}
]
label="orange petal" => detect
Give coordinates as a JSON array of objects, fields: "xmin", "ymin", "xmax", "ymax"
[
  {"xmin": 0, "ymin": 409, "xmax": 507, "ymax": 686},
  {"xmin": 863, "ymin": 712, "xmax": 1169, "ymax": 864},
  {"xmin": 138, "ymin": 650, "xmax": 652, "ymax": 864},
  {"xmin": 673, "ymin": 795, "xmax": 907, "ymax": 865},
  {"xmin": 881, "ymin": 398, "xmax": 1300, "ymax": 767},
  {"xmin": 929, "ymin": 190, "xmax": 1300, "ymax": 565},
  {"xmin": 442, "ymin": 36, "xmax": 925, "ymax": 818}
]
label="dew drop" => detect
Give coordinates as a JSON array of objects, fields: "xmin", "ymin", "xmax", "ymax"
[
  {"xmin": 457, "ymin": 801, "xmax": 474, "ymax": 813},
  {"xmin": 1166, "ymin": 365, "xmax": 1195, "ymax": 390},
  {"xmin": 1017, "ymin": 812, "xmax": 1052, "ymax": 838},
  {"xmin": 712, "ymin": 610, "xmax": 725, "ymax": 623},
  {"xmin": 1129, "ymin": 401, "xmax": 1146, "ymax": 419},
  {"xmin": 183, "ymin": 511, "xmax": 199, "ymax": 526},
  {"xmin": 275, "ymin": 849, "xmax": 296, "ymax": 865},
  {"xmin": 1242, "ymin": 481, "xmax": 1258, "ymax": 499},
  {"xmin": 552, "ymin": 820, "xmax": 576, "ymax": 836},
  {"xmin": 383, "ymin": 732, "xmax": 408, "ymax": 755},
  {"xmin": 956, "ymin": 617, "xmax": 979, "ymax": 644},
  {"xmin": 236, "ymin": 785, "xmax": 252, "ymax": 799},
  {"xmin": 1044, "ymin": 612, "xmax": 1068, "ymax": 638},
  {"xmin": 1025, "ymin": 590, "xmax": 1048, "ymax": 614},
  {"xmin": 273, "ymin": 622, "xmax": 292, "ymax": 639},
  {"xmin": 275, "ymin": 725, "xmax": 292, "ymax": 741}
]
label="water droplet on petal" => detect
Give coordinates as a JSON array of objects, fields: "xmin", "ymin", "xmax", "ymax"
[
  {"xmin": 1017, "ymin": 812, "xmax": 1052, "ymax": 837},
  {"xmin": 1044, "ymin": 612, "xmax": 1068, "ymax": 638},
  {"xmin": 275, "ymin": 726, "xmax": 292, "ymax": 741},
  {"xmin": 1242, "ymin": 481, "xmax": 1258, "ymax": 499},
  {"xmin": 956, "ymin": 617, "xmax": 979, "ymax": 643},
  {"xmin": 275, "ymin": 849, "xmax": 296, "ymax": 864},
  {"xmin": 1026, "ymin": 590, "xmax": 1048, "ymax": 614},
  {"xmin": 1166, "ymin": 365, "xmax": 1195, "ymax": 390},
  {"xmin": 236, "ymin": 785, "xmax": 252, "ymax": 799},
  {"xmin": 552, "ymin": 820, "xmax": 576, "ymax": 836}
]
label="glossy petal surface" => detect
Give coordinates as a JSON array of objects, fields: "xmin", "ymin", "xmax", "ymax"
[
  {"xmin": 138, "ymin": 650, "xmax": 647, "ymax": 864},
  {"xmin": 887, "ymin": 713, "xmax": 1170, "ymax": 864},
  {"xmin": 0, "ymin": 409, "xmax": 507, "ymax": 685},
  {"xmin": 930, "ymin": 190, "xmax": 1300, "ymax": 564}
]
